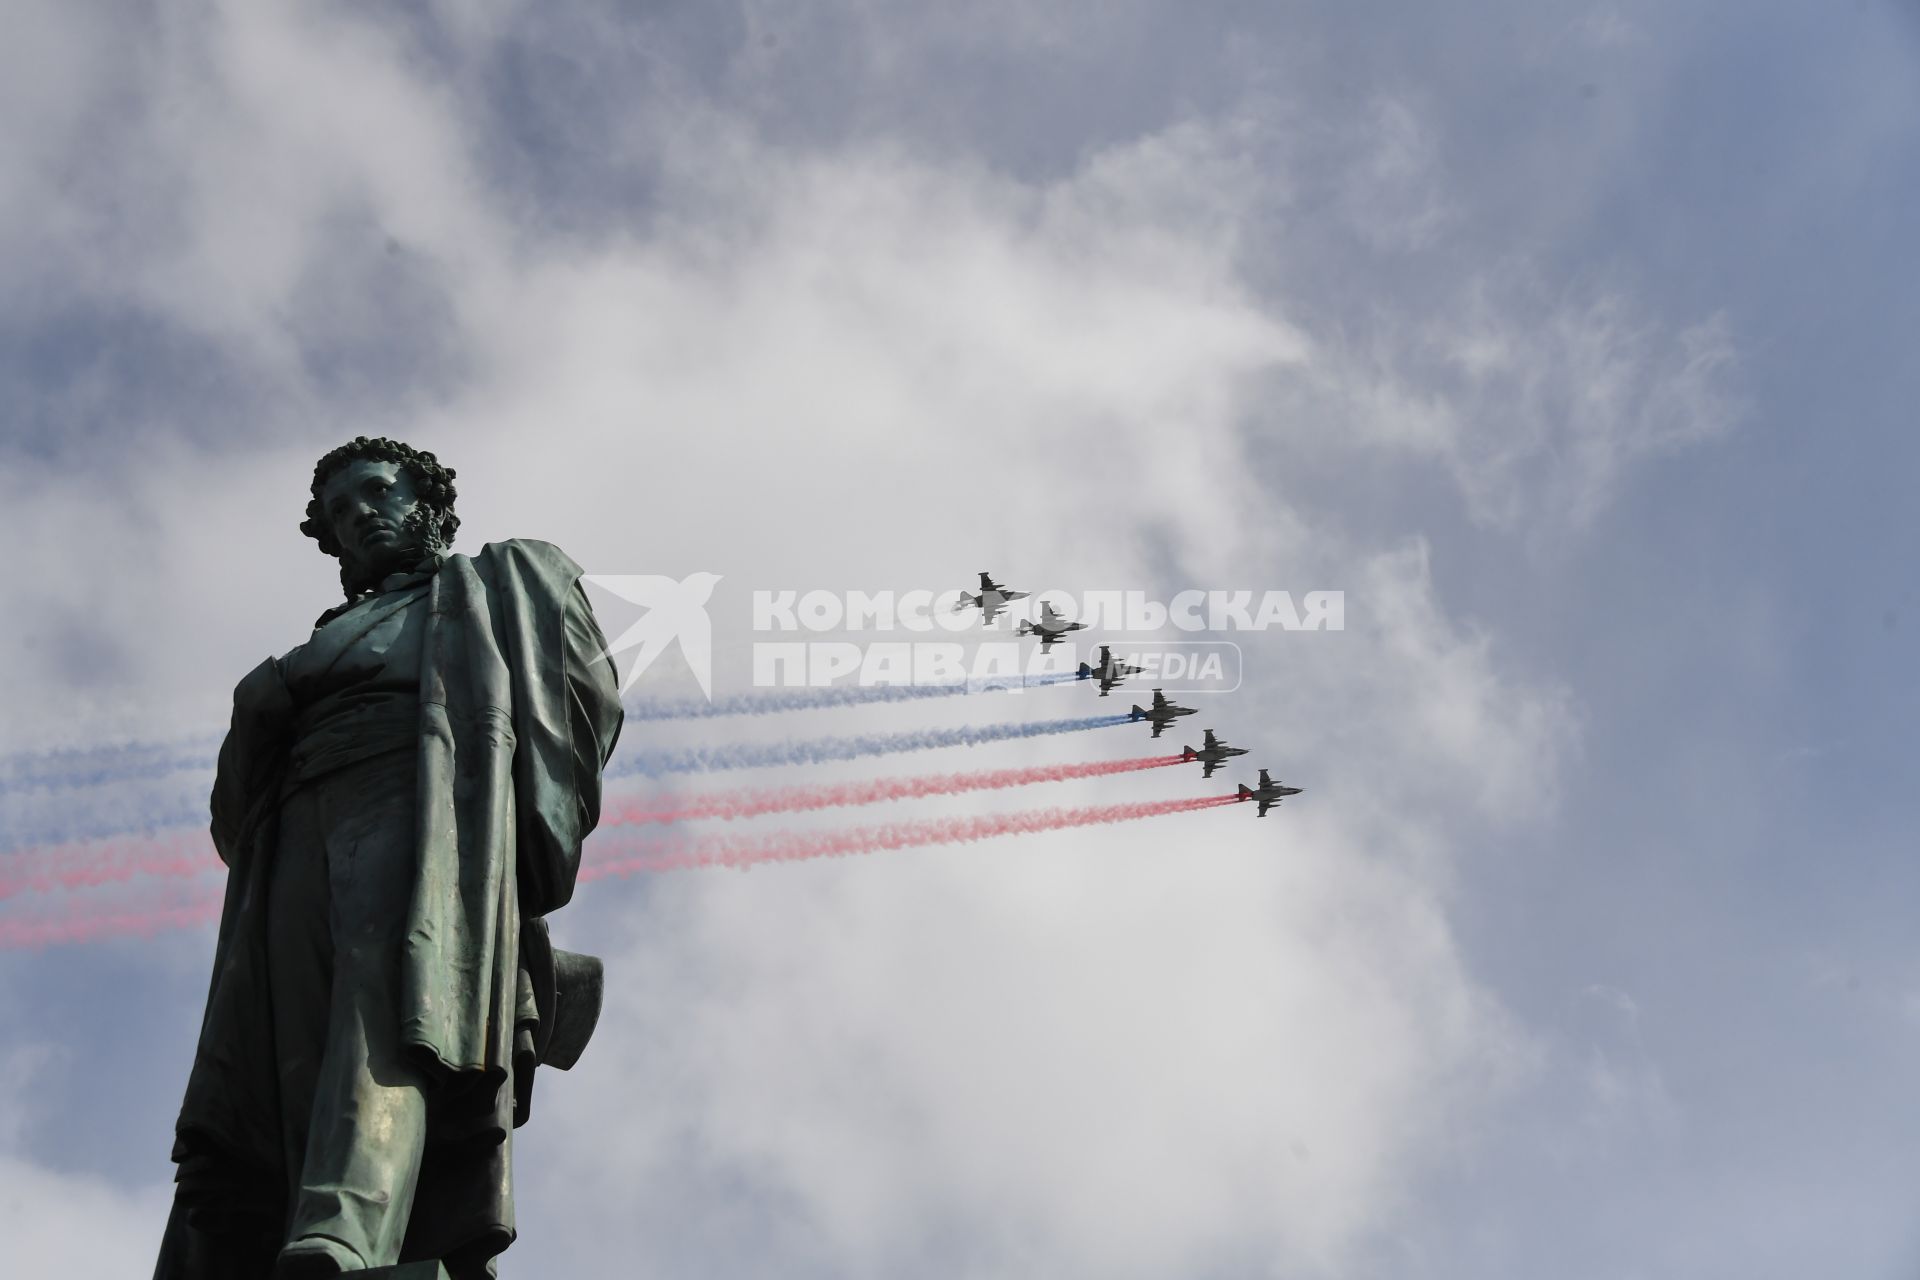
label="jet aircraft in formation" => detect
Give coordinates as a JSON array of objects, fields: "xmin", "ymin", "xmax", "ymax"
[
  {"xmin": 1181, "ymin": 729, "xmax": 1247, "ymax": 779},
  {"xmin": 1015, "ymin": 599, "xmax": 1088, "ymax": 653},
  {"xmin": 1077, "ymin": 644, "xmax": 1144, "ymax": 696},
  {"xmin": 965, "ymin": 566, "xmax": 1303, "ymax": 811},
  {"xmin": 1128, "ymin": 688, "xmax": 1197, "ymax": 738},
  {"xmin": 1237, "ymin": 768, "xmax": 1303, "ymax": 816},
  {"xmin": 954, "ymin": 572, "xmax": 1029, "ymax": 625}
]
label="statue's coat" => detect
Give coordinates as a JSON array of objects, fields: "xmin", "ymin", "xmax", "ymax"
[{"xmin": 158, "ymin": 539, "xmax": 623, "ymax": 1275}]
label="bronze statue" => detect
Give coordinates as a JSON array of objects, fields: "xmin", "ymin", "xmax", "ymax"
[{"xmin": 154, "ymin": 438, "xmax": 625, "ymax": 1278}]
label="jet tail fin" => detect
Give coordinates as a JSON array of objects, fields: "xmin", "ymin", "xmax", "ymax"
[
  {"xmin": 1237, "ymin": 784, "xmax": 1252, "ymax": 799},
  {"xmin": 1130, "ymin": 705, "xmax": 1146, "ymax": 719},
  {"xmin": 955, "ymin": 592, "xmax": 978, "ymax": 612},
  {"xmin": 1077, "ymin": 662, "xmax": 1093, "ymax": 678}
]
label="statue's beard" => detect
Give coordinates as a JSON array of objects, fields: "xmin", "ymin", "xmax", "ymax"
[{"xmin": 337, "ymin": 506, "xmax": 447, "ymax": 597}]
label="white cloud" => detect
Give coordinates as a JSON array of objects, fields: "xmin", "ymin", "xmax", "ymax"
[
  {"xmin": 0, "ymin": 1048, "xmax": 171, "ymax": 1277},
  {"xmin": 0, "ymin": 1155, "xmax": 172, "ymax": 1276},
  {"xmin": 1338, "ymin": 97, "xmax": 1456, "ymax": 252},
  {"xmin": 538, "ymin": 812, "xmax": 1525, "ymax": 1278},
  {"xmin": 1273, "ymin": 273, "xmax": 1739, "ymax": 538},
  {"xmin": 1574, "ymin": 983, "xmax": 1676, "ymax": 1136}
]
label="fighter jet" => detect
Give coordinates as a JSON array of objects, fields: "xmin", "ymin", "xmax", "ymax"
[
  {"xmin": 955, "ymin": 571, "xmax": 1029, "ymax": 625},
  {"xmin": 1181, "ymin": 729, "xmax": 1247, "ymax": 778},
  {"xmin": 1015, "ymin": 599, "xmax": 1088, "ymax": 653},
  {"xmin": 1129, "ymin": 688, "xmax": 1198, "ymax": 738},
  {"xmin": 1077, "ymin": 644, "xmax": 1144, "ymax": 696},
  {"xmin": 1237, "ymin": 768, "xmax": 1303, "ymax": 816}
]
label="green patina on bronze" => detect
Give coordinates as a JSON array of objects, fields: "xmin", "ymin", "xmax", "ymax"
[{"xmin": 155, "ymin": 439, "xmax": 624, "ymax": 1279}]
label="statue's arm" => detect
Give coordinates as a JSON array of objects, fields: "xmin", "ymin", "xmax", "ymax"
[
  {"xmin": 208, "ymin": 655, "xmax": 293, "ymax": 866},
  {"xmin": 488, "ymin": 539, "xmax": 626, "ymax": 915},
  {"xmin": 564, "ymin": 574, "xmax": 626, "ymax": 806},
  {"xmin": 525, "ymin": 578, "xmax": 624, "ymax": 909}
]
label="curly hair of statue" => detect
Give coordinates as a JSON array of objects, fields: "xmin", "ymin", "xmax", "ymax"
[{"xmin": 300, "ymin": 436, "xmax": 461, "ymax": 593}]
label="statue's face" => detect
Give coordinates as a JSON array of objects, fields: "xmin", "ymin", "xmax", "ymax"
[{"xmin": 320, "ymin": 458, "xmax": 425, "ymax": 578}]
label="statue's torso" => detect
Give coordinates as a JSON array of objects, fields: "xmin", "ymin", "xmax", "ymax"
[{"xmin": 279, "ymin": 579, "xmax": 432, "ymax": 786}]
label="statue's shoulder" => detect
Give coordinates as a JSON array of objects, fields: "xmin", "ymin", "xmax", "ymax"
[
  {"xmin": 230, "ymin": 652, "xmax": 292, "ymax": 715},
  {"xmin": 470, "ymin": 538, "xmax": 588, "ymax": 592}
]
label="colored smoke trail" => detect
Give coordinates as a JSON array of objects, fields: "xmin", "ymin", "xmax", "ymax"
[
  {"xmin": 0, "ymin": 737, "xmax": 219, "ymax": 797},
  {"xmin": 0, "ymin": 706, "xmax": 1113, "ymax": 853},
  {"xmin": 0, "ymin": 793, "xmax": 1242, "ymax": 948},
  {"xmin": 609, "ymin": 714, "xmax": 1135, "ymax": 778},
  {"xmin": 0, "ymin": 674, "xmax": 1089, "ymax": 801},
  {"xmin": 610, "ymin": 754, "xmax": 1189, "ymax": 824},
  {"xmin": 0, "ymin": 888, "xmax": 226, "ymax": 950},
  {"xmin": 583, "ymin": 793, "xmax": 1243, "ymax": 876},
  {"xmin": 625, "ymin": 671, "xmax": 1080, "ymax": 721},
  {"xmin": 0, "ymin": 739, "xmax": 1160, "ymax": 901},
  {"xmin": 1, "ymin": 794, "xmax": 210, "ymax": 855},
  {"xmin": 1, "ymin": 831, "xmax": 221, "ymax": 902},
  {"xmin": 1, "ymin": 752, "xmax": 1183, "ymax": 899}
]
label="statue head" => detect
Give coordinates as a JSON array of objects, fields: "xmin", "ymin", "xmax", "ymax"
[{"xmin": 301, "ymin": 436, "xmax": 460, "ymax": 597}]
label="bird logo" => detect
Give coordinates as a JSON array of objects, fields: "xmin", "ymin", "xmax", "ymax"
[{"xmin": 582, "ymin": 572, "xmax": 723, "ymax": 699}]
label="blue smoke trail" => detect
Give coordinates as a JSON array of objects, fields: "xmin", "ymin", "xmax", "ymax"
[
  {"xmin": 623, "ymin": 671, "xmax": 1080, "ymax": 721},
  {"xmin": 1, "ymin": 794, "xmax": 209, "ymax": 855},
  {"xmin": 611, "ymin": 713, "xmax": 1134, "ymax": 778},
  {"xmin": 0, "ymin": 738, "xmax": 219, "ymax": 799},
  {"xmin": 0, "ymin": 674, "xmax": 1091, "ymax": 794},
  {"xmin": 0, "ymin": 710, "xmax": 1130, "ymax": 853}
]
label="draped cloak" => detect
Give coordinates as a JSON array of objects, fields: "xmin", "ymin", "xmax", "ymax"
[{"xmin": 156, "ymin": 538, "xmax": 624, "ymax": 1277}]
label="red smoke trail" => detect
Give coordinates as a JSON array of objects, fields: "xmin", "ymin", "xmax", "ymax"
[
  {"xmin": 582, "ymin": 792, "xmax": 1242, "ymax": 876},
  {"xmin": 0, "ymin": 830, "xmax": 220, "ymax": 901},
  {"xmin": 0, "ymin": 794, "xmax": 1241, "ymax": 947},
  {"xmin": 607, "ymin": 754, "xmax": 1189, "ymax": 825},
  {"xmin": 0, "ymin": 887, "xmax": 226, "ymax": 950},
  {"xmin": 2, "ymin": 757, "xmax": 1191, "ymax": 902}
]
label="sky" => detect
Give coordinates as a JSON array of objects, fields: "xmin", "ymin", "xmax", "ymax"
[{"xmin": 1, "ymin": 1, "xmax": 1916, "ymax": 1276}]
